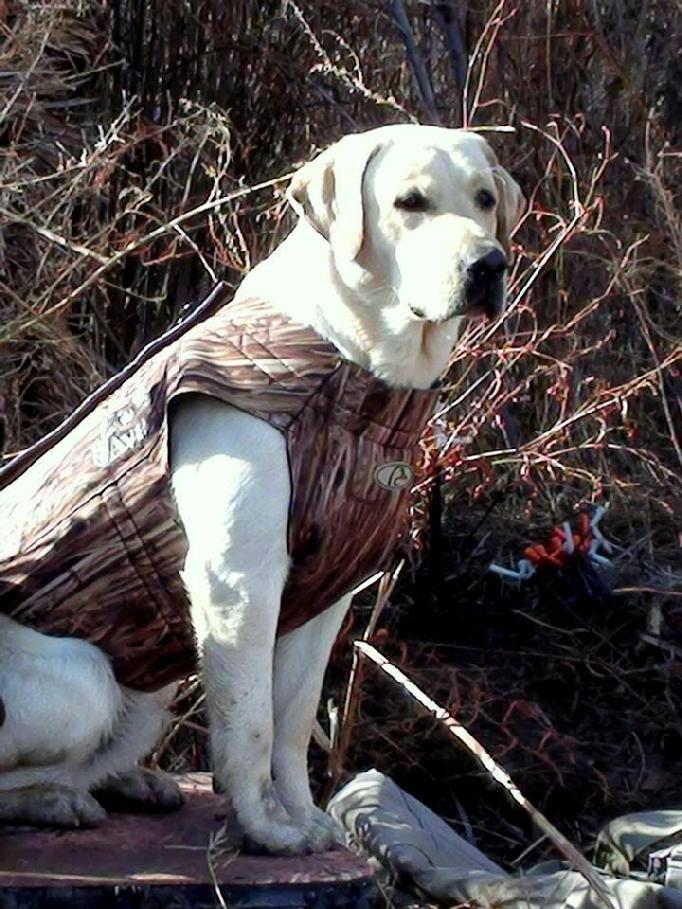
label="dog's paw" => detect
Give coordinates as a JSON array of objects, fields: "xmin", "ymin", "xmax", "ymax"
[
  {"xmin": 233, "ymin": 787, "xmax": 317, "ymax": 856},
  {"xmin": 241, "ymin": 818, "xmax": 314, "ymax": 856},
  {"xmin": 0, "ymin": 784, "xmax": 107, "ymax": 828},
  {"xmin": 239, "ymin": 808, "xmax": 341, "ymax": 855},
  {"xmin": 95, "ymin": 768, "xmax": 184, "ymax": 812},
  {"xmin": 303, "ymin": 805, "xmax": 344, "ymax": 852}
]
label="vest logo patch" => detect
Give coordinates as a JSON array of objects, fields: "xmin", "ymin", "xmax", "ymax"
[
  {"xmin": 373, "ymin": 461, "xmax": 414, "ymax": 491},
  {"xmin": 91, "ymin": 387, "xmax": 149, "ymax": 468}
]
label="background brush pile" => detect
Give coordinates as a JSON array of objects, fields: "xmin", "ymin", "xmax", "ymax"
[{"xmin": 1, "ymin": 0, "xmax": 681, "ymax": 866}]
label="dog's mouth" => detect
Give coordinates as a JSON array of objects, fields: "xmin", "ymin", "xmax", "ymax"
[
  {"xmin": 408, "ymin": 287, "xmax": 504, "ymax": 324},
  {"xmin": 460, "ymin": 281, "xmax": 505, "ymax": 321}
]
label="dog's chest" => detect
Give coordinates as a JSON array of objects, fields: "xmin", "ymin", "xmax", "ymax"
[{"xmin": 280, "ymin": 363, "xmax": 436, "ymax": 635}]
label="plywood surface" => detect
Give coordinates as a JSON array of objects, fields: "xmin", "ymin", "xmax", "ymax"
[{"xmin": 0, "ymin": 774, "xmax": 372, "ymax": 892}]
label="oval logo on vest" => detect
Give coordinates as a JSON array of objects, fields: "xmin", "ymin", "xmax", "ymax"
[{"xmin": 373, "ymin": 461, "xmax": 414, "ymax": 491}]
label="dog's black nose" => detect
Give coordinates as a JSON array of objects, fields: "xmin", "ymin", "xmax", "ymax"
[{"xmin": 467, "ymin": 249, "xmax": 507, "ymax": 289}]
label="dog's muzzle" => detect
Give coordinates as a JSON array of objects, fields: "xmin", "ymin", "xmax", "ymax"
[{"xmin": 408, "ymin": 249, "xmax": 508, "ymax": 323}]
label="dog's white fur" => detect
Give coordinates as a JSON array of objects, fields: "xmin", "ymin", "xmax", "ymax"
[{"xmin": 0, "ymin": 125, "xmax": 524, "ymax": 852}]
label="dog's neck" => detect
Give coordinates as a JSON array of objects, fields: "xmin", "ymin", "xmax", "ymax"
[{"xmin": 235, "ymin": 222, "xmax": 459, "ymax": 390}]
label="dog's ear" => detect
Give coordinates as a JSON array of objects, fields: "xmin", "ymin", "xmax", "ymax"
[
  {"xmin": 492, "ymin": 166, "xmax": 526, "ymax": 259},
  {"xmin": 465, "ymin": 132, "xmax": 526, "ymax": 259},
  {"xmin": 287, "ymin": 134, "xmax": 381, "ymax": 261}
]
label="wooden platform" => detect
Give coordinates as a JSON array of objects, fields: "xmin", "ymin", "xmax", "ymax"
[{"xmin": 0, "ymin": 774, "xmax": 374, "ymax": 909}]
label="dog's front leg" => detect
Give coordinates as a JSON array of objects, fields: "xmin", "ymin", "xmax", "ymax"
[
  {"xmin": 171, "ymin": 398, "xmax": 309, "ymax": 855},
  {"xmin": 272, "ymin": 594, "xmax": 352, "ymax": 850},
  {"xmin": 190, "ymin": 565, "xmax": 310, "ymax": 854}
]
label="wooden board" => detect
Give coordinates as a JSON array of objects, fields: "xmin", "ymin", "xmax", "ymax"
[{"xmin": 0, "ymin": 773, "xmax": 374, "ymax": 908}]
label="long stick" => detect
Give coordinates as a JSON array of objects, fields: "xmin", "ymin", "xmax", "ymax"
[{"xmin": 355, "ymin": 640, "xmax": 617, "ymax": 909}]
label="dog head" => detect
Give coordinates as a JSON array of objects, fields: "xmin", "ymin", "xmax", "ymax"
[{"xmin": 288, "ymin": 124, "xmax": 525, "ymax": 325}]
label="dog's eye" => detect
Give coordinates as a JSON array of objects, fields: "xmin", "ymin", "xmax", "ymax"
[
  {"xmin": 475, "ymin": 188, "xmax": 497, "ymax": 211},
  {"xmin": 394, "ymin": 191, "xmax": 430, "ymax": 212}
]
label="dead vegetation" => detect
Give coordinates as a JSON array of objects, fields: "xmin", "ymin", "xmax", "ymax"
[{"xmin": 1, "ymin": 0, "xmax": 682, "ymax": 872}]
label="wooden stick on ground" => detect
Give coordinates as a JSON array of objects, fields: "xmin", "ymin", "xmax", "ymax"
[{"xmin": 354, "ymin": 640, "xmax": 618, "ymax": 909}]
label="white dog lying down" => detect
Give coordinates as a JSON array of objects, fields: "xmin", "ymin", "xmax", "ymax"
[{"xmin": 0, "ymin": 125, "xmax": 524, "ymax": 854}]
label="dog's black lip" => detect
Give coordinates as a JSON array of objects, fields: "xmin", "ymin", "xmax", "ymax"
[
  {"xmin": 408, "ymin": 303, "xmax": 428, "ymax": 319},
  {"xmin": 447, "ymin": 299, "xmax": 502, "ymax": 322},
  {"xmin": 461, "ymin": 281, "xmax": 504, "ymax": 320},
  {"xmin": 462, "ymin": 299, "xmax": 501, "ymax": 320},
  {"xmin": 408, "ymin": 292, "xmax": 503, "ymax": 323},
  {"xmin": 408, "ymin": 305, "xmax": 460, "ymax": 325}
]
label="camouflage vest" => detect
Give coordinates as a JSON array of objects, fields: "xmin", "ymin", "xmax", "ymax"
[{"xmin": 0, "ymin": 285, "xmax": 438, "ymax": 691}]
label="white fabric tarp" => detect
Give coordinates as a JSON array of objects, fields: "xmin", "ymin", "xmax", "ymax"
[
  {"xmin": 328, "ymin": 769, "xmax": 682, "ymax": 908},
  {"xmin": 595, "ymin": 810, "xmax": 682, "ymax": 876}
]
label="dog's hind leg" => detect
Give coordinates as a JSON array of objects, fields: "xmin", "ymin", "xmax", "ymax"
[
  {"xmin": 0, "ymin": 783, "xmax": 108, "ymax": 828},
  {"xmin": 0, "ymin": 687, "xmax": 176, "ymax": 825},
  {"xmin": 0, "ymin": 691, "xmax": 176, "ymax": 825},
  {"xmin": 272, "ymin": 595, "xmax": 352, "ymax": 850},
  {"xmin": 0, "ymin": 616, "xmax": 176, "ymax": 825},
  {"xmin": 91, "ymin": 685, "xmax": 183, "ymax": 812},
  {"xmin": 0, "ymin": 616, "xmax": 122, "ymax": 777},
  {"xmin": 0, "ymin": 614, "xmax": 122, "ymax": 826},
  {"xmin": 94, "ymin": 765, "xmax": 183, "ymax": 812}
]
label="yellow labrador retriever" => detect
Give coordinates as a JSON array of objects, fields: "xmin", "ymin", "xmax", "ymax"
[{"xmin": 0, "ymin": 125, "xmax": 524, "ymax": 854}]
